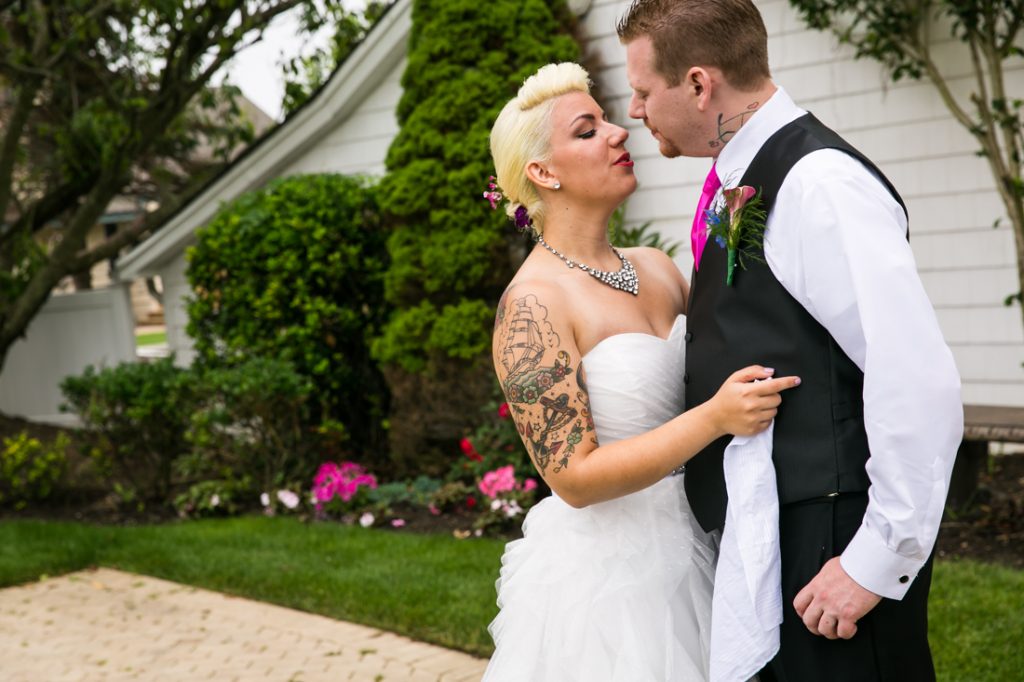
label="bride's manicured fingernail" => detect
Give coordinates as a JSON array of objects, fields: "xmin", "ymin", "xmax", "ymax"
[
  {"xmin": 764, "ymin": 367, "xmax": 775, "ymax": 374},
  {"xmin": 794, "ymin": 377, "xmax": 801, "ymax": 385}
]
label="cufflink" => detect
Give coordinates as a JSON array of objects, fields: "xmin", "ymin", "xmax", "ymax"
[{"xmin": 899, "ymin": 575, "xmax": 909, "ymax": 584}]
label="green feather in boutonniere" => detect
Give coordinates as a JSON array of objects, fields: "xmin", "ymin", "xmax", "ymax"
[{"xmin": 704, "ymin": 185, "xmax": 767, "ymax": 286}]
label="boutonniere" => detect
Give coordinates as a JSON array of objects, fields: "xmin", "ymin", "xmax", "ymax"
[{"xmin": 704, "ymin": 185, "xmax": 767, "ymax": 286}]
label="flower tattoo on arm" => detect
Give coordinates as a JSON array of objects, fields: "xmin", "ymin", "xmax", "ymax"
[{"xmin": 495, "ymin": 293, "xmax": 597, "ymax": 476}]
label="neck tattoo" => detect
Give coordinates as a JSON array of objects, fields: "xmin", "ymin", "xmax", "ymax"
[
  {"xmin": 535, "ymin": 234, "xmax": 639, "ymax": 296},
  {"xmin": 709, "ymin": 101, "xmax": 760, "ymax": 149}
]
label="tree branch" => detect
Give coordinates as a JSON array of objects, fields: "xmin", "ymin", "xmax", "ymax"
[
  {"xmin": 0, "ymin": 175, "xmax": 98, "ymax": 244},
  {"xmin": 195, "ymin": 0, "xmax": 309, "ymax": 86},
  {"xmin": 72, "ymin": 151, "xmax": 225, "ymax": 271},
  {"xmin": 44, "ymin": 162, "xmax": 128, "ymax": 277},
  {"xmin": 967, "ymin": 28, "xmax": 1001, "ymax": 146},
  {"xmin": 916, "ymin": 39, "xmax": 982, "ymax": 133},
  {"xmin": 980, "ymin": 9, "xmax": 1022, "ymax": 185},
  {"xmin": 0, "ymin": 79, "xmax": 39, "ymax": 222}
]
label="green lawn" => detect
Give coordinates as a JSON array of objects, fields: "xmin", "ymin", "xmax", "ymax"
[
  {"xmin": 134, "ymin": 330, "xmax": 167, "ymax": 346},
  {"xmin": 0, "ymin": 517, "xmax": 1021, "ymax": 678}
]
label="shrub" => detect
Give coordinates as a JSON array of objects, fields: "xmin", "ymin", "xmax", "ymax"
[
  {"xmin": 186, "ymin": 173, "xmax": 389, "ymax": 461},
  {"xmin": 60, "ymin": 358, "xmax": 195, "ymax": 503},
  {"xmin": 429, "ymin": 480, "xmax": 477, "ymax": 514},
  {"xmin": 173, "ymin": 478, "xmax": 250, "ymax": 519},
  {"xmin": 472, "ymin": 472, "xmax": 538, "ymax": 536},
  {"xmin": 368, "ymin": 475, "xmax": 442, "ymax": 508},
  {"xmin": 448, "ymin": 399, "xmax": 536, "ymax": 486},
  {"xmin": 62, "ymin": 357, "xmax": 320, "ymax": 509},
  {"xmin": 372, "ymin": 0, "xmax": 580, "ymax": 467},
  {"xmin": 0, "ymin": 432, "xmax": 68, "ymax": 509},
  {"xmin": 181, "ymin": 358, "xmax": 317, "ymax": 497}
]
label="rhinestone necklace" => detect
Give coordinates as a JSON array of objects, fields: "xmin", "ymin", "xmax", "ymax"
[{"xmin": 536, "ymin": 235, "xmax": 639, "ymax": 296}]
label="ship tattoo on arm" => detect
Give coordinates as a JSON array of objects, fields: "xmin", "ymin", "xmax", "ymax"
[{"xmin": 496, "ymin": 293, "xmax": 597, "ymax": 476}]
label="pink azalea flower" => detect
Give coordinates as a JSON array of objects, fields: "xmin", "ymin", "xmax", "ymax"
[
  {"xmin": 391, "ymin": 519, "xmax": 406, "ymax": 528},
  {"xmin": 498, "ymin": 402, "xmax": 511, "ymax": 419},
  {"xmin": 311, "ymin": 461, "xmax": 378, "ymax": 508},
  {"xmin": 478, "ymin": 465, "xmax": 517, "ymax": 498},
  {"xmin": 521, "ymin": 478, "xmax": 538, "ymax": 492}
]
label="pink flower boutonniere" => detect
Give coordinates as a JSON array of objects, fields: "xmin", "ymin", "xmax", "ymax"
[{"xmin": 705, "ymin": 185, "xmax": 767, "ymax": 286}]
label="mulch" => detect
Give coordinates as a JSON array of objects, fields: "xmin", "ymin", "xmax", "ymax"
[
  {"xmin": 935, "ymin": 451, "xmax": 1024, "ymax": 569},
  {"xmin": 2, "ymin": 413, "xmax": 1022, "ymax": 568}
]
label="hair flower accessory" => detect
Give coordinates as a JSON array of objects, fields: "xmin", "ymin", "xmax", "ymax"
[
  {"xmin": 483, "ymin": 176, "xmax": 503, "ymax": 210},
  {"xmin": 483, "ymin": 174, "xmax": 533, "ymax": 231},
  {"xmin": 514, "ymin": 205, "xmax": 532, "ymax": 230},
  {"xmin": 705, "ymin": 184, "xmax": 767, "ymax": 286}
]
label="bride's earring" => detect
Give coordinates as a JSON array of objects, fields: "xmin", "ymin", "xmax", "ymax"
[{"xmin": 553, "ymin": 181, "xmax": 561, "ymax": 190}]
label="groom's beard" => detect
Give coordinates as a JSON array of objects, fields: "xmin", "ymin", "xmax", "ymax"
[
  {"xmin": 658, "ymin": 138, "xmax": 682, "ymax": 158},
  {"xmin": 650, "ymin": 130, "xmax": 682, "ymax": 158}
]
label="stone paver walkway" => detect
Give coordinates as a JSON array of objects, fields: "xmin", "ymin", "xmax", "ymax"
[{"xmin": 0, "ymin": 568, "xmax": 488, "ymax": 682}]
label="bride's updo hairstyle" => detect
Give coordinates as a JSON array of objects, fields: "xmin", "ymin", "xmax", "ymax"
[{"xmin": 489, "ymin": 62, "xmax": 591, "ymax": 235}]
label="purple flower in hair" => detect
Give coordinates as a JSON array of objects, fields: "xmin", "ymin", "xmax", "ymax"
[{"xmin": 514, "ymin": 205, "xmax": 532, "ymax": 230}]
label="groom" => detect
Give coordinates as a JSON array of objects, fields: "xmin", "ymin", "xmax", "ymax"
[{"xmin": 619, "ymin": 1, "xmax": 963, "ymax": 680}]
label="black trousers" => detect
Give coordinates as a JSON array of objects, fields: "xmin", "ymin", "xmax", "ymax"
[{"xmin": 758, "ymin": 493, "xmax": 936, "ymax": 682}]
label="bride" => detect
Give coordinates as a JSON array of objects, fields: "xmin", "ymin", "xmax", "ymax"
[{"xmin": 482, "ymin": 63, "xmax": 800, "ymax": 681}]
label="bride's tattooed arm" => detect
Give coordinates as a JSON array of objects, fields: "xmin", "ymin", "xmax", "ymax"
[{"xmin": 493, "ymin": 291, "xmax": 597, "ymax": 477}]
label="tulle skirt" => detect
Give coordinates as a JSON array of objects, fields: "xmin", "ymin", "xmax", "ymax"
[{"xmin": 482, "ymin": 475, "xmax": 718, "ymax": 682}]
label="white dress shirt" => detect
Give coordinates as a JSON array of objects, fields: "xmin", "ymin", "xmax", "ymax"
[{"xmin": 713, "ymin": 87, "xmax": 963, "ymax": 600}]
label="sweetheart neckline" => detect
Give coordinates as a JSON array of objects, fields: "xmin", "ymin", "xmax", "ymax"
[{"xmin": 581, "ymin": 314, "xmax": 686, "ymax": 361}]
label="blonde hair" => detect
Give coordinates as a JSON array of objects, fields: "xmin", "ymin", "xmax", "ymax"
[{"xmin": 489, "ymin": 62, "xmax": 591, "ymax": 234}]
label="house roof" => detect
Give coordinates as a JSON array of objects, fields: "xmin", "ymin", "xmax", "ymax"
[{"xmin": 116, "ymin": 0, "xmax": 411, "ymax": 280}]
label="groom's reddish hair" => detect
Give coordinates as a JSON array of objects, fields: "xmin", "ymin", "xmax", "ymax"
[{"xmin": 617, "ymin": 0, "xmax": 770, "ymax": 91}]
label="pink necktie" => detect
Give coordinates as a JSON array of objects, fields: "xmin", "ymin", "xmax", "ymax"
[{"xmin": 691, "ymin": 163, "xmax": 721, "ymax": 271}]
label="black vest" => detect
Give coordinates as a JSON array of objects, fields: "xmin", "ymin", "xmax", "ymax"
[{"xmin": 683, "ymin": 113, "xmax": 908, "ymax": 533}]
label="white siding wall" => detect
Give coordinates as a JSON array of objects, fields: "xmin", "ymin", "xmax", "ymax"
[
  {"xmin": 280, "ymin": 60, "xmax": 405, "ymax": 178},
  {"xmin": 579, "ymin": 0, "xmax": 1024, "ymax": 406},
  {"xmin": 0, "ymin": 286, "xmax": 136, "ymax": 424},
  {"xmin": 159, "ymin": 250, "xmax": 196, "ymax": 368}
]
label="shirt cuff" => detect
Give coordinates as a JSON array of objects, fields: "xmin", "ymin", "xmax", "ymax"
[{"xmin": 840, "ymin": 525, "xmax": 927, "ymax": 600}]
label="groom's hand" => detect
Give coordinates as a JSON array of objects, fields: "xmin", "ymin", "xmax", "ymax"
[{"xmin": 793, "ymin": 557, "xmax": 881, "ymax": 640}]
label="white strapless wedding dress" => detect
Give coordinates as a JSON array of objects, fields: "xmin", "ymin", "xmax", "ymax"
[{"xmin": 483, "ymin": 314, "xmax": 718, "ymax": 682}]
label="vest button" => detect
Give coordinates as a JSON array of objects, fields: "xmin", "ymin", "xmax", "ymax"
[
  {"xmin": 683, "ymin": 373, "xmax": 690, "ymax": 384},
  {"xmin": 684, "ymin": 332, "xmax": 693, "ymax": 342}
]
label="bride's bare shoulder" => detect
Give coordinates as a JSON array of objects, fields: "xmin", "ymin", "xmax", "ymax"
[
  {"xmin": 620, "ymin": 246, "xmax": 689, "ymax": 295},
  {"xmin": 620, "ymin": 245, "xmax": 680, "ymax": 272},
  {"xmin": 495, "ymin": 276, "xmax": 571, "ymax": 329}
]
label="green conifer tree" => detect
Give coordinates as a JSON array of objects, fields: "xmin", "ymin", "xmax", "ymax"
[{"xmin": 374, "ymin": 0, "xmax": 579, "ymax": 470}]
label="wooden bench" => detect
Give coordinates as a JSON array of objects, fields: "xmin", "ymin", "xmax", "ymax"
[{"xmin": 947, "ymin": 404, "xmax": 1024, "ymax": 508}]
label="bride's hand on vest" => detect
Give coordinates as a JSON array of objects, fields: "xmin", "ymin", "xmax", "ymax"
[{"xmin": 708, "ymin": 366, "xmax": 801, "ymax": 437}]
